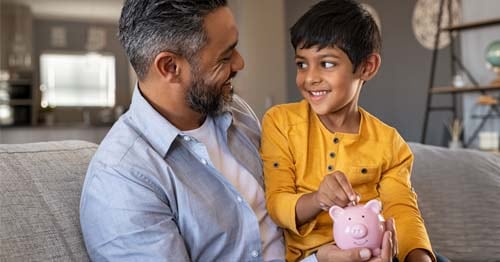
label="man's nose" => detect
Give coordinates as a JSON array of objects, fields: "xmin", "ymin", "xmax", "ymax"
[{"xmin": 231, "ymin": 49, "xmax": 245, "ymax": 71}]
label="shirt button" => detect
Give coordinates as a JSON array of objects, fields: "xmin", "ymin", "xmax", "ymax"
[
  {"xmin": 200, "ymin": 159, "xmax": 208, "ymax": 165},
  {"xmin": 361, "ymin": 168, "xmax": 368, "ymax": 174},
  {"xmin": 237, "ymin": 196, "xmax": 243, "ymax": 203},
  {"xmin": 329, "ymin": 152, "xmax": 336, "ymax": 158},
  {"xmin": 333, "ymin": 137, "xmax": 340, "ymax": 144},
  {"xmin": 251, "ymin": 250, "xmax": 259, "ymax": 257},
  {"xmin": 183, "ymin": 136, "xmax": 191, "ymax": 141}
]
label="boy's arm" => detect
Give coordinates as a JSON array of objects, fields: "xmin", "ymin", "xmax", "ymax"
[
  {"xmin": 261, "ymin": 109, "xmax": 315, "ymax": 236},
  {"xmin": 295, "ymin": 191, "xmax": 322, "ymax": 226},
  {"xmin": 406, "ymin": 249, "xmax": 433, "ymax": 262},
  {"xmin": 377, "ymin": 133, "xmax": 435, "ymax": 262}
]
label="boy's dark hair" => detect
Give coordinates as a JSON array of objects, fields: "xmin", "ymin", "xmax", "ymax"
[
  {"xmin": 291, "ymin": 0, "xmax": 381, "ymax": 72},
  {"xmin": 118, "ymin": 0, "xmax": 227, "ymax": 80}
]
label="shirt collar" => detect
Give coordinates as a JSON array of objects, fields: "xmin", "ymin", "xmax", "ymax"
[
  {"xmin": 309, "ymin": 102, "xmax": 366, "ymax": 141},
  {"xmin": 129, "ymin": 84, "xmax": 233, "ymax": 157},
  {"xmin": 129, "ymin": 84, "xmax": 181, "ymax": 157}
]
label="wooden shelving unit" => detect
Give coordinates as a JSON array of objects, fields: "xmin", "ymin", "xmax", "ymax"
[
  {"xmin": 8, "ymin": 99, "xmax": 33, "ymax": 106},
  {"xmin": 430, "ymin": 85, "xmax": 500, "ymax": 94},
  {"xmin": 441, "ymin": 17, "xmax": 500, "ymax": 31},
  {"xmin": 421, "ymin": 0, "xmax": 500, "ymax": 147},
  {"xmin": 0, "ymin": 76, "xmax": 34, "ymax": 126}
]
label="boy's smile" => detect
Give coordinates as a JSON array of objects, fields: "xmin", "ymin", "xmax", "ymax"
[
  {"xmin": 309, "ymin": 90, "xmax": 330, "ymax": 102},
  {"xmin": 295, "ymin": 46, "xmax": 363, "ymax": 121}
]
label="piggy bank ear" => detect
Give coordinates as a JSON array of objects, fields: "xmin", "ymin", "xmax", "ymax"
[
  {"xmin": 364, "ymin": 199, "xmax": 382, "ymax": 214},
  {"xmin": 329, "ymin": 205, "xmax": 345, "ymax": 219}
]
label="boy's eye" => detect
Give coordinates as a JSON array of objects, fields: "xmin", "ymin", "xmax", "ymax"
[
  {"xmin": 296, "ymin": 61, "xmax": 308, "ymax": 69},
  {"xmin": 322, "ymin": 61, "xmax": 336, "ymax": 68}
]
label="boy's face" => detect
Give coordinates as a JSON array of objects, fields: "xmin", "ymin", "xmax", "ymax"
[{"xmin": 295, "ymin": 46, "xmax": 364, "ymax": 116}]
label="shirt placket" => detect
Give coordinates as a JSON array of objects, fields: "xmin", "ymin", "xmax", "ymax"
[{"xmin": 327, "ymin": 133, "xmax": 341, "ymax": 173}]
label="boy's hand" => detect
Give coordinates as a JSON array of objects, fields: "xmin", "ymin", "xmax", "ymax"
[{"xmin": 315, "ymin": 171, "xmax": 358, "ymax": 210}]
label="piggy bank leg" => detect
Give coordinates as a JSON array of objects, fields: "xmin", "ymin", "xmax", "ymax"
[{"xmin": 372, "ymin": 248, "xmax": 381, "ymax": 257}]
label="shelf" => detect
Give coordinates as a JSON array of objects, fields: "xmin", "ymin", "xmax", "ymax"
[
  {"xmin": 441, "ymin": 17, "xmax": 500, "ymax": 31},
  {"xmin": 430, "ymin": 85, "xmax": 500, "ymax": 94},
  {"xmin": 8, "ymin": 99, "xmax": 32, "ymax": 106},
  {"xmin": 0, "ymin": 78, "xmax": 32, "ymax": 85}
]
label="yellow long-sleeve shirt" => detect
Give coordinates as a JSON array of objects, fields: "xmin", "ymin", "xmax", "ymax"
[{"xmin": 261, "ymin": 100, "xmax": 433, "ymax": 262}]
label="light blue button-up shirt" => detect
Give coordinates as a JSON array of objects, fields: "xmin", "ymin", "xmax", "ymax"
[{"xmin": 80, "ymin": 86, "xmax": 284, "ymax": 261}]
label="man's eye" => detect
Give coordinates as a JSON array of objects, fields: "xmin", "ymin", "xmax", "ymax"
[
  {"xmin": 322, "ymin": 62, "xmax": 335, "ymax": 68},
  {"xmin": 296, "ymin": 62, "xmax": 307, "ymax": 69}
]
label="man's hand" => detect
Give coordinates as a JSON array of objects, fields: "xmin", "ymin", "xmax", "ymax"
[
  {"xmin": 316, "ymin": 244, "xmax": 373, "ymax": 262},
  {"xmin": 315, "ymin": 171, "xmax": 358, "ymax": 210},
  {"xmin": 315, "ymin": 218, "xmax": 398, "ymax": 262}
]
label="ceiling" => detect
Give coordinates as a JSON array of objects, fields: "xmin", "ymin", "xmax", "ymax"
[{"xmin": 4, "ymin": 0, "xmax": 124, "ymax": 23}]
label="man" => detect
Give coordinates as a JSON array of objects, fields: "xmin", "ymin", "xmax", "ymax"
[{"xmin": 79, "ymin": 0, "xmax": 285, "ymax": 261}]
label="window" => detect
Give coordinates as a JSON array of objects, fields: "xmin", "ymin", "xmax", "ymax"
[{"xmin": 40, "ymin": 52, "xmax": 116, "ymax": 107}]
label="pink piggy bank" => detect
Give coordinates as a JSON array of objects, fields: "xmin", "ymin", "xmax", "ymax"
[{"xmin": 329, "ymin": 199, "xmax": 385, "ymax": 256}]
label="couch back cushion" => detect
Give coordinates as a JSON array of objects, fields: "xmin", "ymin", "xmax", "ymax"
[
  {"xmin": 409, "ymin": 143, "xmax": 500, "ymax": 262},
  {"xmin": 0, "ymin": 140, "xmax": 97, "ymax": 261}
]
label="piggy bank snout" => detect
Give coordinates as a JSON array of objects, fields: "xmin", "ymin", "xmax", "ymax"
[{"xmin": 348, "ymin": 223, "xmax": 368, "ymax": 239}]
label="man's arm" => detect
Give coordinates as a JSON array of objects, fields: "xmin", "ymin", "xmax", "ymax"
[{"xmin": 80, "ymin": 166, "xmax": 190, "ymax": 261}]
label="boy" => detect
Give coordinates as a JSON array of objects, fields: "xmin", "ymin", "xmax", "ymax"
[{"xmin": 261, "ymin": 0, "xmax": 435, "ymax": 261}]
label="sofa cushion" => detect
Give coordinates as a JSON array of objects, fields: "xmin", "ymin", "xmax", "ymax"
[
  {"xmin": 409, "ymin": 142, "xmax": 500, "ymax": 262},
  {"xmin": 0, "ymin": 140, "xmax": 97, "ymax": 261}
]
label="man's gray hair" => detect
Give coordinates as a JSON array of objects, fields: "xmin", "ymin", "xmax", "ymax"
[{"xmin": 118, "ymin": 0, "xmax": 227, "ymax": 80}]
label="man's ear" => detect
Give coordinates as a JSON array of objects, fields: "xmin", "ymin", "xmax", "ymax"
[
  {"xmin": 153, "ymin": 51, "xmax": 181, "ymax": 83},
  {"xmin": 359, "ymin": 53, "xmax": 381, "ymax": 81}
]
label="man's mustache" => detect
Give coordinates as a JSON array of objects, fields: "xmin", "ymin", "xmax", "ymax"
[{"xmin": 228, "ymin": 71, "xmax": 237, "ymax": 81}]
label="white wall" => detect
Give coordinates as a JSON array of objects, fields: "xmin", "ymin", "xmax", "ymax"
[{"xmin": 229, "ymin": 0, "xmax": 287, "ymax": 120}]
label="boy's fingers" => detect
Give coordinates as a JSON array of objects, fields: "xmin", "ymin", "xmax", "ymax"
[
  {"xmin": 320, "ymin": 172, "xmax": 357, "ymax": 209},
  {"xmin": 333, "ymin": 171, "xmax": 357, "ymax": 203},
  {"xmin": 322, "ymin": 175, "xmax": 347, "ymax": 206}
]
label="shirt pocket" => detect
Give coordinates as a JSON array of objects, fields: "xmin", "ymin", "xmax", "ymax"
[{"xmin": 348, "ymin": 165, "xmax": 381, "ymax": 187}]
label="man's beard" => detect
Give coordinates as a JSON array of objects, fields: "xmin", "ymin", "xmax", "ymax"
[{"xmin": 186, "ymin": 70, "xmax": 235, "ymax": 116}]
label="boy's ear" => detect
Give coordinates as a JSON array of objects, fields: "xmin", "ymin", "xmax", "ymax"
[
  {"xmin": 152, "ymin": 51, "xmax": 182, "ymax": 83},
  {"xmin": 359, "ymin": 53, "xmax": 381, "ymax": 81}
]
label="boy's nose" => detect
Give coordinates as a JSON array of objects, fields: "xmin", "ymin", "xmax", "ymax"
[{"xmin": 306, "ymin": 70, "xmax": 322, "ymax": 85}]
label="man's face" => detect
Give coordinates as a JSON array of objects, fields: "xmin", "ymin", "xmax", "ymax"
[
  {"xmin": 294, "ymin": 45, "xmax": 363, "ymax": 116},
  {"xmin": 186, "ymin": 7, "xmax": 244, "ymax": 116}
]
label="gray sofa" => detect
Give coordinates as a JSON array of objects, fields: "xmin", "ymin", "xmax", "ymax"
[{"xmin": 1, "ymin": 140, "xmax": 499, "ymax": 261}]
